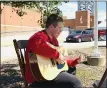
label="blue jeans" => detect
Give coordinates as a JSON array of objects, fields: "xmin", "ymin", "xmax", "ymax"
[{"xmin": 30, "ymin": 67, "xmax": 82, "ymax": 88}]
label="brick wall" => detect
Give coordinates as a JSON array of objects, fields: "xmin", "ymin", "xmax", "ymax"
[
  {"xmin": 90, "ymin": 15, "xmax": 94, "ymax": 27},
  {"xmin": 75, "ymin": 11, "xmax": 90, "ymax": 29},
  {"xmin": 64, "ymin": 11, "xmax": 94, "ymax": 30},
  {"xmin": 1, "ymin": 4, "xmax": 41, "ymax": 33},
  {"xmin": 64, "ymin": 19, "xmax": 75, "ymax": 29}
]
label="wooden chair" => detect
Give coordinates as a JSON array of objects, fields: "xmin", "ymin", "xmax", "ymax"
[
  {"xmin": 13, "ymin": 39, "xmax": 107, "ymax": 88},
  {"xmin": 13, "ymin": 39, "xmax": 29, "ymax": 88},
  {"xmin": 93, "ymin": 68, "xmax": 107, "ymax": 88}
]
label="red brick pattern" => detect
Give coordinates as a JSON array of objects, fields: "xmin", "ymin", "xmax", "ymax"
[{"xmin": 1, "ymin": 4, "xmax": 41, "ymax": 32}]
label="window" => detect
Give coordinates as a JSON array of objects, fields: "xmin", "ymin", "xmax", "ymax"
[
  {"xmin": 71, "ymin": 30, "xmax": 82, "ymax": 35},
  {"xmin": 82, "ymin": 31, "xmax": 89, "ymax": 34}
]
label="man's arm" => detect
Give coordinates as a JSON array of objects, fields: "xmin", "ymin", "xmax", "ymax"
[
  {"xmin": 31, "ymin": 36, "xmax": 59, "ymax": 59},
  {"xmin": 67, "ymin": 58, "xmax": 80, "ymax": 67},
  {"xmin": 31, "ymin": 36, "xmax": 81, "ymax": 66}
]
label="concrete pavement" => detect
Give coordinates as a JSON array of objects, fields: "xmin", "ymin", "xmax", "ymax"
[
  {"xmin": 1, "ymin": 41, "xmax": 106, "ymax": 62},
  {"xmin": 59, "ymin": 41, "xmax": 106, "ymax": 49}
]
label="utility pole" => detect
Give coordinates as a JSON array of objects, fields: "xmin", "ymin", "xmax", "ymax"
[
  {"xmin": 88, "ymin": 0, "xmax": 106, "ymax": 66},
  {"xmin": 94, "ymin": 0, "xmax": 98, "ymax": 52}
]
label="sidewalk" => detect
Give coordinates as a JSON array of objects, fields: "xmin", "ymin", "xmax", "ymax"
[{"xmin": 1, "ymin": 30, "xmax": 39, "ymax": 47}]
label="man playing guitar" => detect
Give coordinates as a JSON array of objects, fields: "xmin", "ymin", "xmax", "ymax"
[{"xmin": 25, "ymin": 14, "xmax": 83, "ymax": 88}]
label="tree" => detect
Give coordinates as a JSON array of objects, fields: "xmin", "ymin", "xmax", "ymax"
[{"xmin": 1, "ymin": 1, "xmax": 68, "ymax": 28}]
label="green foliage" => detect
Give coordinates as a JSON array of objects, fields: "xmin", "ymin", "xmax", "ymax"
[{"xmin": 1, "ymin": 1, "xmax": 68, "ymax": 28}]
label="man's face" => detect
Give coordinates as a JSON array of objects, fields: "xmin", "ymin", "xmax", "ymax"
[{"xmin": 50, "ymin": 22, "xmax": 64, "ymax": 38}]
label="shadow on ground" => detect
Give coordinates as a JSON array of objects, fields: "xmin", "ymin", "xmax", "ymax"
[
  {"xmin": 64, "ymin": 41, "xmax": 90, "ymax": 43},
  {"xmin": 0, "ymin": 64, "xmax": 24, "ymax": 88}
]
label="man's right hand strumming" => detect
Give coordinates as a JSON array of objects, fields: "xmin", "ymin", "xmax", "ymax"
[
  {"xmin": 56, "ymin": 54, "xmax": 83, "ymax": 64},
  {"xmin": 56, "ymin": 54, "xmax": 65, "ymax": 64}
]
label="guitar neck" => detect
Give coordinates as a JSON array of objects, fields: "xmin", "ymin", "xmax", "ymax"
[{"xmin": 62, "ymin": 56, "xmax": 76, "ymax": 61}]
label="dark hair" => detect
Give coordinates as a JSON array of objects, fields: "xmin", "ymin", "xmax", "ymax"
[{"xmin": 45, "ymin": 14, "xmax": 63, "ymax": 28}]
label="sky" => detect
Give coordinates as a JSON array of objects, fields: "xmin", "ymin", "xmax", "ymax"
[{"xmin": 58, "ymin": 1, "xmax": 106, "ymax": 21}]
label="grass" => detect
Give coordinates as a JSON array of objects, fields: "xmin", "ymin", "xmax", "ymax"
[
  {"xmin": 0, "ymin": 64, "xmax": 24, "ymax": 88},
  {"xmin": 1, "ymin": 63, "xmax": 106, "ymax": 88},
  {"xmin": 77, "ymin": 68, "xmax": 99, "ymax": 87},
  {"xmin": 1, "ymin": 47, "xmax": 106, "ymax": 87}
]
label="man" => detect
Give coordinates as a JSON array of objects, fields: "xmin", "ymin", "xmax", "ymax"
[{"xmin": 25, "ymin": 14, "xmax": 82, "ymax": 88}]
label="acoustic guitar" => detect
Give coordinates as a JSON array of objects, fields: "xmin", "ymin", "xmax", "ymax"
[{"xmin": 29, "ymin": 42, "xmax": 68, "ymax": 81}]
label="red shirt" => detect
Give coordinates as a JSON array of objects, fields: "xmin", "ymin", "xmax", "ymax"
[{"xmin": 25, "ymin": 30, "xmax": 80, "ymax": 83}]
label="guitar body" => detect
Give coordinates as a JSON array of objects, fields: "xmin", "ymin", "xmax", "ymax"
[{"xmin": 29, "ymin": 43, "xmax": 68, "ymax": 81}]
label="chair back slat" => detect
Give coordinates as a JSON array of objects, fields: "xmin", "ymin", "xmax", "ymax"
[
  {"xmin": 18, "ymin": 40, "xmax": 28, "ymax": 49},
  {"xmin": 13, "ymin": 39, "xmax": 29, "ymax": 88}
]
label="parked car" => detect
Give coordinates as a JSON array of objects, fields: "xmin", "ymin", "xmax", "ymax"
[
  {"xmin": 66, "ymin": 30, "xmax": 93, "ymax": 43},
  {"xmin": 98, "ymin": 30, "xmax": 106, "ymax": 41},
  {"xmin": 86, "ymin": 28, "xmax": 106, "ymax": 41}
]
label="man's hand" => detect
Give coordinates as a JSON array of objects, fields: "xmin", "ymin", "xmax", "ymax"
[
  {"xmin": 58, "ymin": 46, "xmax": 68, "ymax": 56},
  {"xmin": 76, "ymin": 54, "xmax": 85, "ymax": 64},
  {"xmin": 56, "ymin": 53, "xmax": 85, "ymax": 65},
  {"xmin": 56, "ymin": 54, "xmax": 65, "ymax": 64}
]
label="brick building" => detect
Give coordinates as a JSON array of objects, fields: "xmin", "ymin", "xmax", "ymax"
[{"xmin": 64, "ymin": 11, "xmax": 94, "ymax": 30}]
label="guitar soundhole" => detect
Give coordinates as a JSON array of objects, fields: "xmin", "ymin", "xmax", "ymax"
[
  {"xmin": 51, "ymin": 58, "xmax": 55, "ymax": 66},
  {"xmin": 56, "ymin": 62, "xmax": 65, "ymax": 69}
]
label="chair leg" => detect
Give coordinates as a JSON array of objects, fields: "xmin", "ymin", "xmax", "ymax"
[
  {"xmin": 24, "ymin": 81, "xmax": 28, "ymax": 88},
  {"xmin": 93, "ymin": 80, "xmax": 99, "ymax": 88}
]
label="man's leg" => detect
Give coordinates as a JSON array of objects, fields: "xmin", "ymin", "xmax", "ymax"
[
  {"xmin": 67, "ymin": 66, "xmax": 76, "ymax": 75},
  {"xmin": 30, "ymin": 71, "xmax": 82, "ymax": 88},
  {"xmin": 52, "ymin": 71, "xmax": 82, "ymax": 88}
]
